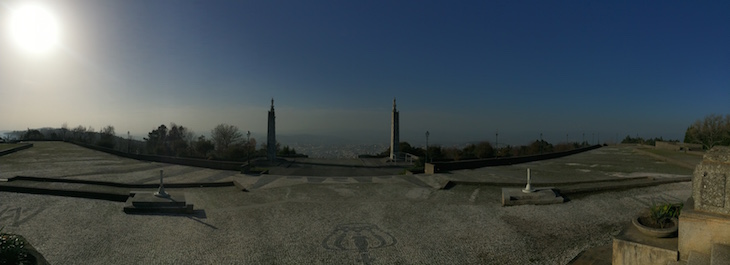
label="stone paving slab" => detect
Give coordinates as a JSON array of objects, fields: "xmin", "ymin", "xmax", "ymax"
[{"xmin": 567, "ymin": 243, "xmax": 612, "ymax": 265}]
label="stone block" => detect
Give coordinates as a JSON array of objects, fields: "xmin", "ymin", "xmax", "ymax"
[
  {"xmin": 123, "ymin": 192, "xmax": 193, "ymax": 214},
  {"xmin": 501, "ymin": 187, "xmax": 564, "ymax": 206},
  {"xmin": 612, "ymin": 223, "xmax": 678, "ymax": 265},
  {"xmin": 711, "ymin": 244, "xmax": 730, "ymax": 265},
  {"xmin": 687, "ymin": 251, "xmax": 710, "ymax": 265},
  {"xmin": 678, "ymin": 206, "xmax": 730, "ymax": 261},
  {"xmin": 693, "ymin": 146, "xmax": 730, "ymax": 215}
]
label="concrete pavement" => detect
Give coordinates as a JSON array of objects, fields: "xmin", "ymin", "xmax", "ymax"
[{"xmin": 0, "ymin": 142, "xmax": 699, "ymax": 264}]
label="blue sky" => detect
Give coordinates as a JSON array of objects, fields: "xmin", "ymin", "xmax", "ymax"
[{"xmin": 1, "ymin": 0, "xmax": 728, "ymax": 146}]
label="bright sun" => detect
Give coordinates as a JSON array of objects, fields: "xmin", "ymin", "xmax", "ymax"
[{"xmin": 8, "ymin": 3, "xmax": 60, "ymax": 54}]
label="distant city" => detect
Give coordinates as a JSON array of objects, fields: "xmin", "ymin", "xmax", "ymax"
[{"xmin": 286, "ymin": 142, "xmax": 387, "ymax": 159}]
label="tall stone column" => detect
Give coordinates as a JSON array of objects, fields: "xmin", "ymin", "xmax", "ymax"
[
  {"xmin": 267, "ymin": 98, "xmax": 277, "ymax": 162},
  {"xmin": 390, "ymin": 98, "xmax": 399, "ymax": 161}
]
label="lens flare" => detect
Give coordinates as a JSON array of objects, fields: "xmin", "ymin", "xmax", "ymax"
[{"xmin": 9, "ymin": 3, "xmax": 60, "ymax": 54}]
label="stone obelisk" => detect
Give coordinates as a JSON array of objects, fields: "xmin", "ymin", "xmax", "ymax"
[
  {"xmin": 390, "ymin": 98, "xmax": 399, "ymax": 161},
  {"xmin": 267, "ymin": 98, "xmax": 277, "ymax": 162}
]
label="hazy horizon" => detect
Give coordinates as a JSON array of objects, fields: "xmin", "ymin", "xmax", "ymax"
[{"xmin": 2, "ymin": 1, "xmax": 727, "ymax": 147}]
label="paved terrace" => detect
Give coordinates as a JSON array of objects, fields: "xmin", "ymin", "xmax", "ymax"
[
  {"xmin": 0, "ymin": 142, "xmax": 242, "ymax": 184},
  {"xmin": 446, "ymin": 145, "xmax": 694, "ymax": 185},
  {"xmin": 0, "ymin": 142, "xmax": 698, "ymax": 264}
]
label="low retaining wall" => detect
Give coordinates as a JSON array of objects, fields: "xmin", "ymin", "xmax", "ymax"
[
  {"xmin": 0, "ymin": 143, "xmax": 34, "ymax": 157},
  {"xmin": 425, "ymin": 145, "xmax": 603, "ymax": 174},
  {"xmin": 70, "ymin": 142, "xmax": 244, "ymax": 171}
]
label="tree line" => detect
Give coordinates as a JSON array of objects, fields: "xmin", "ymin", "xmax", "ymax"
[
  {"xmin": 10, "ymin": 113, "xmax": 725, "ymax": 161},
  {"xmin": 377, "ymin": 139, "xmax": 591, "ymax": 166},
  {"xmin": 620, "ymin": 136, "xmax": 678, "ymax": 146},
  {"xmin": 142, "ymin": 123, "xmax": 299, "ymax": 160},
  {"xmin": 683, "ymin": 114, "xmax": 730, "ymax": 149},
  {"xmin": 617, "ymin": 113, "xmax": 729, "ymax": 150},
  {"xmin": 4, "ymin": 123, "xmax": 298, "ymax": 161}
]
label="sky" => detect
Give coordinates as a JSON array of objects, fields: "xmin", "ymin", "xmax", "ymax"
[{"xmin": 1, "ymin": 0, "xmax": 728, "ymax": 147}]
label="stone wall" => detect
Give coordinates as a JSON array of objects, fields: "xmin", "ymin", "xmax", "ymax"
[
  {"xmin": 0, "ymin": 143, "xmax": 33, "ymax": 157},
  {"xmin": 70, "ymin": 141, "xmax": 244, "ymax": 171}
]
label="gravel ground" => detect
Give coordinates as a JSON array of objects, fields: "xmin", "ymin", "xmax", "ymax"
[
  {"xmin": 0, "ymin": 142, "xmax": 696, "ymax": 264},
  {"xmin": 0, "ymin": 181, "xmax": 691, "ymax": 264}
]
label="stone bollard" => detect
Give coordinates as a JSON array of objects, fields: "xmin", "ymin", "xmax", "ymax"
[
  {"xmin": 154, "ymin": 169, "xmax": 170, "ymax": 198},
  {"xmin": 522, "ymin": 168, "xmax": 534, "ymax": 193}
]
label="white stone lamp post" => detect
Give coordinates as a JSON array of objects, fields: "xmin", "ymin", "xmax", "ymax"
[
  {"xmin": 522, "ymin": 168, "xmax": 535, "ymax": 193},
  {"xmin": 154, "ymin": 169, "xmax": 170, "ymax": 198}
]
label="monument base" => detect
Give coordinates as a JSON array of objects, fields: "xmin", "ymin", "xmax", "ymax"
[
  {"xmin": 678, "ymin": 200, "xmax": 730, "ymax": 261},
  {"xmin": 501, "ymin": 187, "xmax": 564, "ymax": 206},
  {"xmin": 123, "ymin": 192, "xmax": 193, "ymax": 214},
  {"xmin": 612, "ymin": 222, "xmax": 678, "ymax": 265}
]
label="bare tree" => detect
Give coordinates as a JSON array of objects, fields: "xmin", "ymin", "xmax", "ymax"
[
  {"xmin": 72, "ymin": 125, "xmax": 87, "ymax": 141},
  {"xmin": 98, "ymin": 125, "xmax": 116, "ymax": 148},
  {"xmin": 182, "ymin": 129, "xmax": 196, "ymax": 155},
  {"xmin": 211, "ymin": 123, "xmax": 243, "ymax": 153},
  {"xmin": 85, "ymin": 126, "xmax": 96, "ymax": 144},
  {"xmin": 61, "ymin": 122, "xmax": 68, "ymax": 141},
  {"xmin": 684, "ymin": 114, "xmax": 730, "ymax": 149},
  {"xmin": 100, "ymin": 125, "xmax": 115, "ymax": 135}
]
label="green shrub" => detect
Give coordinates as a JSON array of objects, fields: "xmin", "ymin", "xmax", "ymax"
[
  {"xmin": 0, "ymin": 226, "xmax": 33, "ymax": 265},
  {"xmin": 649, "ymin": 202, "xmax": 683, "ymax": 228}
]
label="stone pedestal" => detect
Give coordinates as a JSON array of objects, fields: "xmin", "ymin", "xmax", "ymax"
[
  {"xmin": 612, "ymin": 146, "xmax": 730, "ymax": 264},
  {"xmin": 501, "ymin": 187, "xmax": 564, "ymax": 206},
  {"xmin": 123, "ymin": 192, "xmax": 193, "ymax": 214},
  {"xmin": 612, "ymin": 223, "xmax": 678, "ymax": 265},
  {"xmin": 678, "ymin": 203, "xmax": 730, "ymax": 260},
  {"xmin": 678, "ymin": 146, "xmax": 730, "ymax": 261}
]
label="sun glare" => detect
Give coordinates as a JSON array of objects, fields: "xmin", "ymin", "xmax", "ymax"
[{"xmin": 8, "ymin": 3, "xmax": 60, "ymax": 54}]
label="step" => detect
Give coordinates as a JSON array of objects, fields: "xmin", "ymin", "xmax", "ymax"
[
  {"xmin": 712, "ymin": 244, "xmax": 730, "ymax": 265},
  {"xmin": 0, "ymin": 176, "xmax": 235, "ymax": 202},
  {"xmin": 688, "ymin": 251, "xmax": 710, "ymax": 265},
  {"xmin": 0, "ymin": 179, "xmax": 130, "ymax": 201},
  {"xmin": 123, "ymin": 192, "xmax": 194, "ymax": 214},
  {"xmin": 501, "ymin": 187, "xmax": 564, "ymax": 206},
  {"xmin": 557, "ymin": 176, "xmax": 692, "ymax": 195}
]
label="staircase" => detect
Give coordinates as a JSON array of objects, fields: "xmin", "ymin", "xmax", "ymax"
[{"xmin": 668, "ymin": 244, "xmax": 730, "ymax": 265}]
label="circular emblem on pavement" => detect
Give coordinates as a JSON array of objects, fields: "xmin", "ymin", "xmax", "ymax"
[{"xmin": 322, "ymin": 223, "xmax": 397, "ymax": 264}]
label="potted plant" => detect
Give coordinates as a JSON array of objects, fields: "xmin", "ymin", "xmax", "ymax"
[
  {"xmin": 632, "ymin": 202, "xmax": 683, "ymax": 238},
  {"xmin": 1, "ymin": 226, "xmax": 41, "ymax": 265}
]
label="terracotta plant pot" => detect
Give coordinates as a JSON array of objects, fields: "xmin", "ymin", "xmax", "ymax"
[{"xmin": 632, "ymin": 216, "xmax": 678, "ymax": 238}]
